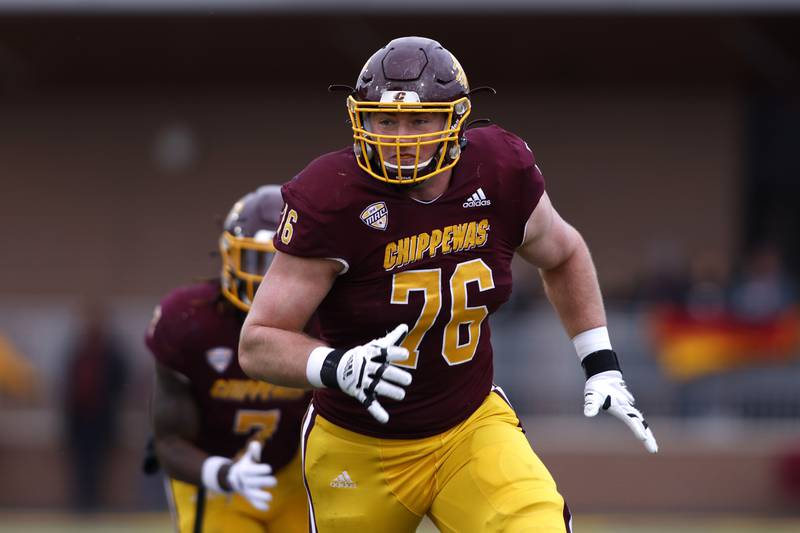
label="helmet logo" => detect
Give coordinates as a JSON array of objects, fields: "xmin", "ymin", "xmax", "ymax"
[
  {"xmin": 360, "ymin": 201, "xmax": 389, "ymax": 231},
  {"xmin": 380, "ymin": 91, "xmax": 420, "ymax": 104},
  {"xmin": 449, "ymin": 53, "xmax": 469, "ymax": 91}
]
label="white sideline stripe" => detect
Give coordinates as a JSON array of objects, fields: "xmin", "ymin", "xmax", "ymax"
[
  {"xmin": 301, "ymin": 403, "xmax": 318, "ymax": 533},
  {"xmin": 491, "ymin": 384, "xmax": 513, "ymax": 407},
  {"xmin": 162, "ymin": 478, "xmax": 179, "ymax": 530}
]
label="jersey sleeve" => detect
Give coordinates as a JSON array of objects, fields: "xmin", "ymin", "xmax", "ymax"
[
  {"xmin": 497, "ymin": 129, "xmax": 546, "ymax": 246},
  {"xmin": 273, "ymin": 166, "xmax": 353, "ymax": 269},
  {"xmin": 144, "ymin": 293, "xmax": 190, "ymax": 376}
]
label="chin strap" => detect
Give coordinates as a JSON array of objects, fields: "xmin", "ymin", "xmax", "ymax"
[
  {"xmin": 365, "ymin": 133, "xmax": 468, "ymax": 183},
  {"xmin": 373, "ymin": 149, "xmax": 441, "ymax": 183},
  {"xmin": 383, "ymin": 157, "xmax": 435, "ymax": 172}
]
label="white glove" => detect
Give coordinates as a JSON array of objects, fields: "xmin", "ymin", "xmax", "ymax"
[
  {"xmin": 330, "ymin": 324, "xmax": 413, "ymax": 424},
  {"xmin": 584, "ymin": 370, "xmax": 658, "ymax": 453},
  {"xmin": 226, "ymin": 441, "xmax": 277, "ymax": 511}
]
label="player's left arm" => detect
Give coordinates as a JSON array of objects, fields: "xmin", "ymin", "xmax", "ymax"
[
  {"xmin": 517, "ymin": 192, "xmax": 658, "ymax": 453},
  {"xmin": 517, "ymin": 192, "xmax": 604, "ymax": 337}
]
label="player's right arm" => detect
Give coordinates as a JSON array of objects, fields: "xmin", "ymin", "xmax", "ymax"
[
  {"xmin": 241, "ymin": 171, "xmax": 413, "ymax": 423},
  {"xmin": 238, "ymin": 250, "xmax": 341, "ymax": 388},
  {"xmin": 240, "ymin": 246, "xmax": 412, "ymax": 424}
]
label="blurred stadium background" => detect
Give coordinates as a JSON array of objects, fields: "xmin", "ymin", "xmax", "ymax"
[{"xmin": 1, "ymin": 0, "xmax": 800, "ymax": 531}]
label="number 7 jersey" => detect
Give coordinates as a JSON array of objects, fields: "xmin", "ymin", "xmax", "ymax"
[{"xmin": 274, "ymin": 125, "xmax": 545, "ymax": 438}]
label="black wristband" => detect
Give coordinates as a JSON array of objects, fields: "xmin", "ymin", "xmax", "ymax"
[
  {"xmin": 320, "ymin": 349, "xmax": 347, "ymax": 389},
  {"xmin": 217, "ymin": 463, "xmax": 233, "ymax": 492},
  {"xmin": 581, "ymin": 349, "xmax": 621, "ymax": 379}
]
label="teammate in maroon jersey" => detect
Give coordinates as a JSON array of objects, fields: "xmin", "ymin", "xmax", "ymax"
[
  {"xmin": 240, "ymin": 37, "xmax": 658, "ymax": 532},
  {"xmin": 147, "ymin": 186, "xmax": 309, "ymax": 533}
]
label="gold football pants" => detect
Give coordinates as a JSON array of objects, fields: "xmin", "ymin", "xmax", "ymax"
[
  {"xmin": 166, "ymin": 449, "xmax": 308, "ymax": 533},
  {"xmin": 302, "ymin": 387, "xmax": 572, "ymax": 532}
]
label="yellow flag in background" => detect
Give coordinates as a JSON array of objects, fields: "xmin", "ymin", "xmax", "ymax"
[
  {"xmin": 0, "ymin": 333, "xmax": 39, "ymax": 401},
  {"xmin": 650, "ymin": 307, "xmax": 800, "ymax": 381}
]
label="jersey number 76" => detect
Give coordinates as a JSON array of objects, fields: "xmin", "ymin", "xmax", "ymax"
[{"xmin": 391, "ymin": 258, "xmax": 494, "ymax": 368}]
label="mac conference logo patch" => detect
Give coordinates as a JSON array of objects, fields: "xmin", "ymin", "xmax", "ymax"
[
  {"xmin": 360, "ymin": 201, "xmax": 388, "ymax": 231},
  {"xmin": 206, "ymin": 347, "xmax": 234, "ymax": 373}
]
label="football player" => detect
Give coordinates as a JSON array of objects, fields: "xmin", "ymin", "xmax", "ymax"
[
  {"xmin": 147, "ymin": 185, "xmax": 310, "ymax": 533},
  {"xmin": 240, "ymin": 37, "xmax": 658, "ymax": 532}
]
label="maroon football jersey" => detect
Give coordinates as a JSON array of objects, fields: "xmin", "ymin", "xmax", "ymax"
[
  {"xmin": 145, "ymin": 280, "xmax": 311, "ymax": 471},
  {"xmin": 274, "ymin": 125, "xmax": 544, "ymax": 438}
]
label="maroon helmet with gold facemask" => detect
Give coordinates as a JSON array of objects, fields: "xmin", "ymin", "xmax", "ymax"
[
  {"xmin": 347, "ymin": 36, "xmax": 472, "ymax": 185},
  {"xmin": 219, "ymin": 185, "xmax": 283, "ymax": 311}
]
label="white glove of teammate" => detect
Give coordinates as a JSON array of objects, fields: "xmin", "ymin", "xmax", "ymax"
[
  {"xmin": 311, "ymin": 324, "xmax": 413, "ymax": 424},
  {"xmin": 224, "ymin": 441, "xmax": 277, "ymax": 511},
  {"xmin": 584, "ymin": 370, "xmax": 658, "ymax": 453}
]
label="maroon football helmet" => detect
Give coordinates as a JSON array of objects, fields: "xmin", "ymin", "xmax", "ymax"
[
  {"xmin": 347, "ymin": 36, "xmax": 472, "ymax": 185},
  {"xmin": 219, "ymin": 185, "xmax": 284, "ymax": 311}
]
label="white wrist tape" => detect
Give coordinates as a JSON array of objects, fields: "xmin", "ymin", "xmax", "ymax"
[
  {"xmin": 572, "ymin": 326, "xmax": 612, "ymax": 361},
  {"xmin": 201, "ymin": 456, "xmax": 232, "ymax": 493},
  {"xmin": 306, "ymin": 346, "xmax": 335, "ymax": 388}
]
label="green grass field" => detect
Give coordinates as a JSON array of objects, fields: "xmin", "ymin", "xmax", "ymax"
[{"xmin": 1, "ymin": 513, "xmax": 799, "ymax": 532}]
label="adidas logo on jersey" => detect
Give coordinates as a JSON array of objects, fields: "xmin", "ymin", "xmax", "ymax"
[
  {"xmin": 463, "ymin": 188, "xmax": 491, "ymax": 208},
  {"xmin": 330, "ymin": 471, "xmax": 357, "ymax": 489}
]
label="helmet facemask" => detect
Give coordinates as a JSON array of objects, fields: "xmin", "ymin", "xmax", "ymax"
[
  {"xmin": 219, "ymin": 230, "xmax": 276, "ymax": 312},
  {"xmin": 348, "ymin": 91, "xmax": 471, "ymax": 185}
]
